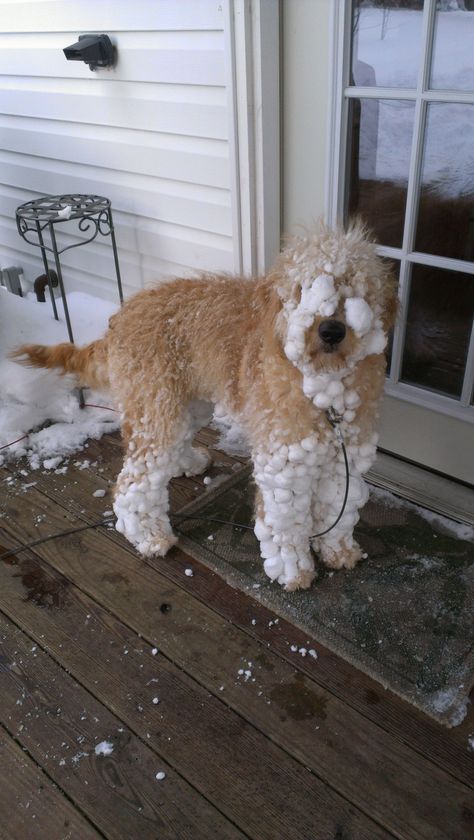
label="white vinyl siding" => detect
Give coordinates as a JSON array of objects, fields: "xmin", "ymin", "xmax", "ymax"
[{"xmin": 0, "ymin": 0, "xmax": 236, "ymax": 302}]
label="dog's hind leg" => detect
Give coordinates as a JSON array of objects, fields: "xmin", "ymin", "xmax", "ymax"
[
  {"xmin": 252, "ymin": 436, "xmax": 318, "ymax": 591},
  {"xmin": 177, "ymin": 445, "xmax": 211, "ymax": 478},
  {"xmin": 173, "ymin": 400, "xmax": 213, "ymax": 478},
  {"xmin": 113, "ymin": 401, "xmax": 196, "ymax": 558}
]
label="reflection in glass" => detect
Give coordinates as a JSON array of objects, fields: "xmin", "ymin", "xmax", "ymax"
[
  {"xmin": 346, "ymin": 99, "xmax": 415, "ymax": 247},
  {"xmin": 351, "ymin": 1, "xmax": 424, "ymax": 90},
  {"xmin": 415, "ymin": 103, "xmax": 474, "ymax": 261},
  {"xmin": 401, "ymin": 264, "xmax": 474, "ymax": 398},
  {"xmin": 431, "ymin": 3, "xmax": 474, "ymax": 92}
]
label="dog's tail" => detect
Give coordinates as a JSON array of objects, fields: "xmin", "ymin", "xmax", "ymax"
[{"xmin": 10, "ymin": 337, "xmax": 110, "ymax": 389}]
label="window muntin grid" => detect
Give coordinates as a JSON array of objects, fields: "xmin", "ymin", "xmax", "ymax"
[{"xmin": 338, "ymin": 0, "xmax": 474, "ymax": 420}]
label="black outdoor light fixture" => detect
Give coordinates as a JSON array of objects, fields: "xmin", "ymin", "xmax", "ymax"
[{"xmin": 63, "ymin": 34, "xmax": 115, "ymax": 71}]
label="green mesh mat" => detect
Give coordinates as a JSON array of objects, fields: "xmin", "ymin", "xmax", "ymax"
[{"xmin": 176, "ymin": 466, "xmax": 474, "ymax": 726}]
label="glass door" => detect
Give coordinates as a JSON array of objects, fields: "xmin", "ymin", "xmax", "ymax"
[{"xmin": 332, "ymin": 0, "xmax": 474, "ymax": 483}]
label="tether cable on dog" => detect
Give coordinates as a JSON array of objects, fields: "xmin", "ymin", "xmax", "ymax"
[
  {"xmin": 308, "ymin": 409, "xmax": 350, "ymax": 539},
  {"xmin": 0, "ymin": 518, "xmax": 116, "ymax": 562},
  {"xmin": 1, "ymin": 414, "xmax": 350, "ymax": 560}
]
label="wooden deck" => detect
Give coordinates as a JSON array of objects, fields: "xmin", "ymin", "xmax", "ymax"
[{"xmin": 0, "ymin": 429, "xmax": 472, "ymax": 840}]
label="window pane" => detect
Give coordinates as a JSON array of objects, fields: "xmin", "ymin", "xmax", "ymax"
[
  {"xmin": 431, "ymin": 4, "xmax": 474, "ymax": 91},
  {"xmin": 346, "ymin": 98, "xmax": 415, "ymax": 247},
  {"xmin": 351, "ymin": 1, "xmax": 424, "ymax": 89},
  {"xmin": 414, "ymin": 103, "xmax": 474, "ymax": 261},
  {"xmin": 401, "ymin": 264, "xmax": 474, "ymax": 398}
]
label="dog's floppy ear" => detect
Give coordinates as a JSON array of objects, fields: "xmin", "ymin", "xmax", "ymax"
[{"xmin": 379, "ymin": 261, "xmax": 399, "ymax": 332}]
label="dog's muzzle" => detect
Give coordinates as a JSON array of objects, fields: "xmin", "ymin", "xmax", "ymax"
[{"xmin": 318, "ymin": 319, "xmax": 346, "ymax": 347}]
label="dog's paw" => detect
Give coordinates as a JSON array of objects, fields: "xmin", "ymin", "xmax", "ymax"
[
  {"xmin": 135, "ymin": 531, "xmax": 178, "ymax": 558},
  {"xmin": 319, "ymin": 541, "xmax": 363, "ymax": 570},
  {"xmin": 283, "ymin": 568, "xmax": 317, "ymax": 591}
]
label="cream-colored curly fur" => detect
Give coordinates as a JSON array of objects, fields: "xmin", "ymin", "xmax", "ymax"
[{"xmin": 15, "ymin": 220, "xmax": 397, "ymax": 590}]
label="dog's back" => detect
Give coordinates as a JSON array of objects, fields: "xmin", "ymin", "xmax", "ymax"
[
  {"xmin": 11, "ymin": 272, "xmax": 267, "ymax": 403},
  {"xmin": 102, "ymin": 274, "xmax": 267, "ymax": 406}
]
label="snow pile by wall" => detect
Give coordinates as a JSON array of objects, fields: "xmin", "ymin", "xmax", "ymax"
[{"xmin": 0, "ymin": 289, "xmax": 120, "ymax": 467}]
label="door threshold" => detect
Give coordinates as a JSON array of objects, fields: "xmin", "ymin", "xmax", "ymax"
[{"xmin": 367, "ymin": 451, "xmax": 473, "ymax": 527}]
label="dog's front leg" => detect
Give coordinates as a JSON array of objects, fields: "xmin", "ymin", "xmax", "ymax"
[
  {"xmin": 311, "ymin": 354, "xmax": 387, "ymax": 570},
  {"xmin": 311, "ymin": 462, "xmax": 369, "ymax": 570},
  {"xmin": 113, "ymin": 409, "xmax": 197, "ymax": 557},
  {"xmin": 253, "ymin": 438, "xmax": 318, "ymax": 591},
  {"xmin": 311, "ymin": 433, "xmax": 375, "ymax": 569}
]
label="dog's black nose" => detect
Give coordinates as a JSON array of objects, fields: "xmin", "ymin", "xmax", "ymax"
[{"xmin": 318, "ymin": 319, "xmax": 346, "ymax": 346}]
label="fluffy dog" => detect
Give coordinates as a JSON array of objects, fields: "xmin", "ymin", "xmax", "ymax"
[{"xmin": 14, "ymin": 220, "xmax": 397, "ymax": 590}]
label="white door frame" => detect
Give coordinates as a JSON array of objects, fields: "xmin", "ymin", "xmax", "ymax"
[{"xmin": 224, "ymin": 0, "xmax": 280, "ymax": 276}]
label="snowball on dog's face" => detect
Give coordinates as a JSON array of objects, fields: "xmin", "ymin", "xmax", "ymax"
[{"xmin": 275, "ymin": 220, "xmax": 397, "ymax": 376}]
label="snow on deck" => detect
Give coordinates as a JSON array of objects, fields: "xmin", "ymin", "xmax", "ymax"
[{"xmin": 0, "ymin": 289, "xmax": 120, "ymax": 467}]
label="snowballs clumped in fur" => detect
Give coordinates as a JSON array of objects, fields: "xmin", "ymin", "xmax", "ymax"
[
  {"xmin": 279, "ymin": 255, "xmax": 388, "ymax": 422},
  {"xmin": 248, "ymin": 228, "xmax": 392, "ymax": 583},
  {"xmin": 344, "ymin": 297, "xmax": 373, "ymax": 335},
  {"xmin": 284, "ymin": 274, "xmax": 338, "ymax": 363},
  {"xmin": 253, "ymin": 435, "xmax": 318, "ymax": 585},
  {"xmin": 114, "ymin": 446, "xmax": 178, "ymax": 557}
]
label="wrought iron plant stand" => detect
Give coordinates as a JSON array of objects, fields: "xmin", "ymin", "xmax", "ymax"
[{"xmin": 16, "ymin": 193, "xmax": 123, "ymax": 344}]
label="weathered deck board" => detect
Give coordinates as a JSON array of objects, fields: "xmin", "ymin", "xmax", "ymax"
[
  {"xmin": 0, "ymin": 538, "xmax": 394, "ymax": 840},
  {"xmin": 1, "ymin": 472, "xmax": 472, "ymax": 840},
  {"xmin": 0, "ymin": 725, "xmax": 103, "ymax": 840},
  {"xmin": 8, "ymin": 441, "xmax": 474, "ymax": 788},
  {"xmin": 13, "ymin": 431, "xmax": 473, "ymax": 788},
  {"xmin": 0, "ymin": 612, "xmax": 247, "ymax": 840},
  {"xmin": 164, "ymin": 548, "xmax": 474, "ymax": 787}
]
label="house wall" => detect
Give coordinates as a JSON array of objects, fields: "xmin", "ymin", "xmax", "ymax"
[{"xmin": 0, "ymin": 0, "xmax": 237, "ymax": 301}]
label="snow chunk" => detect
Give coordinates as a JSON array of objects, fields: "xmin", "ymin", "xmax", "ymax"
[
  {"xmin": 428, "ymin": 687, "xmax": 469, "ymax": 727},
  {"xmin": 93, "ymin": 488, "xmax": 106, "ymax": 498},
  {"xmin": 344, "ymin": 297, "xmax": 373, "ymax": 336},
  {"xmin": 43, "ymin": 456, "xmax": 63, "ymax": 470},
  {"xmin": 56, "ymin": 204, "xmax": 72, "ymax": 220},
  {"xmin": 94, "ymin": 740, "xmax": 114, "ymax": 756}
]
